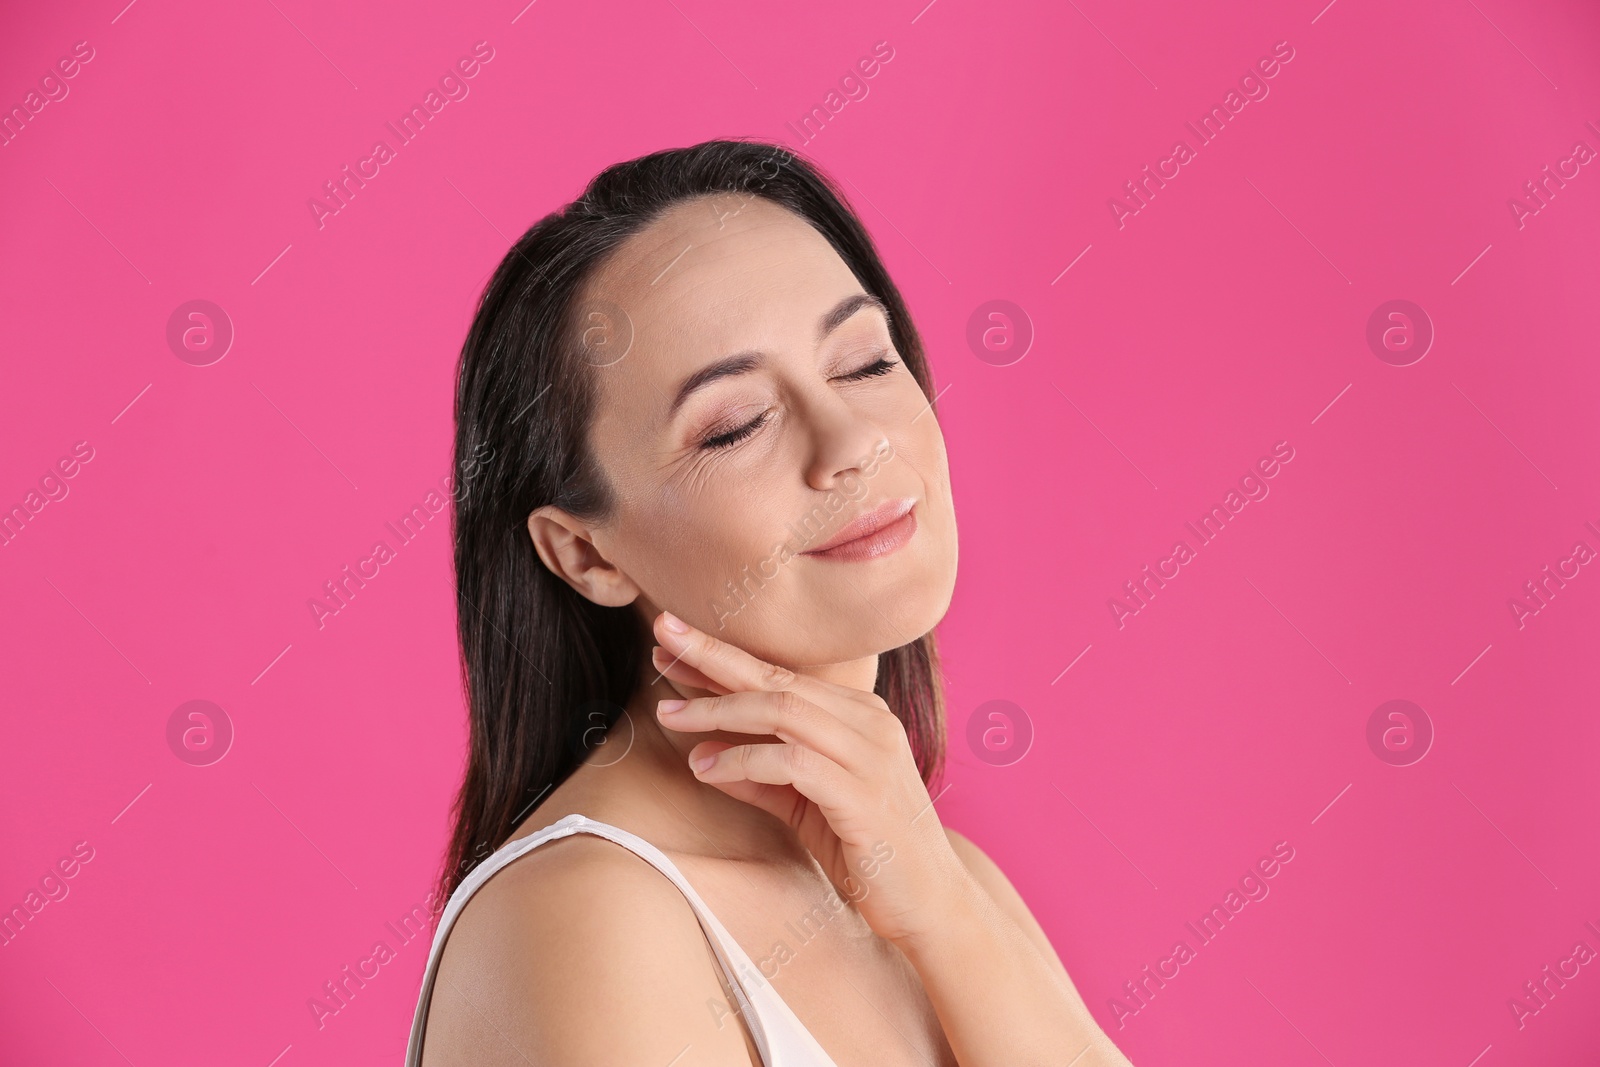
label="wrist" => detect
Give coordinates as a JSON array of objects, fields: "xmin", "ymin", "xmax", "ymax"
[{"xmin": 889, "ymin": 860, "xmax": 989, "ymax": 959}]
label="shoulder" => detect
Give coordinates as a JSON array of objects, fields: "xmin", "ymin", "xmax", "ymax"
[
  {"xmin": 420, "ymin": 833, "xmax": 758, "ymax": 1067},
  {"xmin": 942, "ymin": 826, "xmax": 1073, "ymax": 986},
  {"xmin": 941, "ymin": 825, "xmax": 1015, "ymax": 897}
]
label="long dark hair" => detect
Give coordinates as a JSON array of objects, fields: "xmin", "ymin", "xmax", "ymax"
[{"xmin": 434, "ymin": 138, "xmax": 948, "ymax": 911}]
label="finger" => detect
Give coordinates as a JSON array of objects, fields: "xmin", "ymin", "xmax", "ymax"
[
  {"xmin": 679, "ymin": 743, "xmax": 808, "ymax": 825},
  {"xmin": 651, "ymin": 644, "xmax": 729, "ymax": 695},
  {"xmin": 654, "ymin": 610, "xmax": 824, "ymax": 699},
  {"xmin": 688, "ymin": 738, "xmax": 854, "ymax": 815},
  {"xmin": 657, "ymin": 689, "xmax": 870, "ymax": 772}
]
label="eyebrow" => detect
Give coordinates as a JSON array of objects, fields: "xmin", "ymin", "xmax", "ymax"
[{"xmin": 664, "ymin": 292, "xmax": 890, "ymax": 421}]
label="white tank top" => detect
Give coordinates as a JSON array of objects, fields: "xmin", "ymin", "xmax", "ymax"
[{"xmin": 404, "ymin": 812, "xmax": 841, "ymax": 1066}]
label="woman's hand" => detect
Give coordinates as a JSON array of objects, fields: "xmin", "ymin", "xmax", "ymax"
[{"xmin": 648, "ymin": 609, "xmax": 975, "ymax": 948}]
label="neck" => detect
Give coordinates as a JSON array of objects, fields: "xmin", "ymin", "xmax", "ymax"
[{"xmin": 579, "ymin": 649, "xmax": 878, "ymax": 862}]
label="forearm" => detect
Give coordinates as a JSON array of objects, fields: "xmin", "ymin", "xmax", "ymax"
[{"xmin": 894, "ymin": 874, "xmax": 1134, "ymax": 1067}]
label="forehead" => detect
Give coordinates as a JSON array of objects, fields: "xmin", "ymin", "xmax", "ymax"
[{"xmin": 581, "ymin": 196, "xmax": 862, "ymax": 370}]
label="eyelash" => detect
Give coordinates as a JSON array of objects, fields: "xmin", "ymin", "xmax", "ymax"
[{"xmin": 698, "ymin": 356, "xmax": 901, "ymax": 450}]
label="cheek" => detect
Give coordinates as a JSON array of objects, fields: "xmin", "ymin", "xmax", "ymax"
[
  {"xmin": 886, "ymin": 414, "xmax": 957, "ymax": 562},
  {"xmin": 628, "ymin": 487, "xmax": 794, "ymax": 602},
  {"xmin": 890, "ymin": 408, "xmax": 952, "ymax": 496}
]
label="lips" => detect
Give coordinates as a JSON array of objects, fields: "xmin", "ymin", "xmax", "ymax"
[{"xmin": 802, "ymin": 497, "xmax": 917, "ymax": 557}]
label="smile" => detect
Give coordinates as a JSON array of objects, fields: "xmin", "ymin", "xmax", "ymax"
[{"xmin": 801, "ymin": 497, "xmax": 917, "ymax": 562}]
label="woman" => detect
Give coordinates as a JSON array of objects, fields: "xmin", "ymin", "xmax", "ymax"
[{"xmin": 406, "ymin": 139, "xmax": 1134, "ymax": 1067}]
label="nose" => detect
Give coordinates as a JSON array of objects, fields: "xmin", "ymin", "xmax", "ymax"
[{"xmin": 799, "ymin": 385, "xmax": 890, "ymax": 494}]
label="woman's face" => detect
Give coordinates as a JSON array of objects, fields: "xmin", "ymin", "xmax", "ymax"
[{"xmin": 531, "ymin": 195, "xmax": 957, "ymax": 672}]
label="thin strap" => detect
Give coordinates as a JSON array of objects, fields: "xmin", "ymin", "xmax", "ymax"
[{"xmin": 404, "ymin": 813, "xmax": 774, "ymax": 1067}]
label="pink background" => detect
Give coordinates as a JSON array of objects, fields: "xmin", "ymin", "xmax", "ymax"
[{"xmin": 3, "ymin": 0, "xmax": 1598, "ymax": 1064}]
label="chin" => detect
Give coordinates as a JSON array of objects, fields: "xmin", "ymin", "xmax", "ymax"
[
  {"xmin": 829, "ymin": 560, "xmax": 957, "ymax": 658},
  {"xmin": 903, "ymin": 569, "xmax": 957, "ymax": 640}
]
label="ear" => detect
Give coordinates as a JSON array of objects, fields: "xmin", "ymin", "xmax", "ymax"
[{"xmin": 527, "ymin": 505, "xmax": 639, "ymax": 607}]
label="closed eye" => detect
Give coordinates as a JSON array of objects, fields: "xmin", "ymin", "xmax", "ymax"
[
  {"xmin": 835, "ymin": 355, "xmax": 899, "ymax": 382},
  {"xmin": 699, "ymin": 410, "xmax": 771, "ymax": 450},
  {"xmin": 697, "ymin": 356, "xmax": 900, "ymax": 451}
]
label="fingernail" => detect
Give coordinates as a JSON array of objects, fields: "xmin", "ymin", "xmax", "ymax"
[
  {"xmin": 658, "ymin": 699, "xmax": 686, "ymax": 714},
  {"xmin": 690, "ymin": 754, "xmax": 716, "ymax": 772},
  {"xmin": 662, "ymin": 611, "xmax": 689, "ymax": 634}
]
